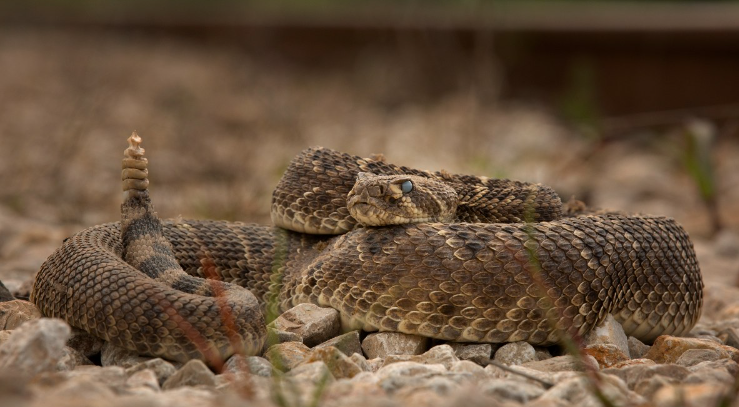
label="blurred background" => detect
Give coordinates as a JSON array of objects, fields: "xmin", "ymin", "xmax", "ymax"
[{"xmin": 0, "ymin": 0, "xmax": 738, "ymax": 293}]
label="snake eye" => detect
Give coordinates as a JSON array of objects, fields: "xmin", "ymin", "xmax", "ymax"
[{"xmin": 400, "ymin": 180, "xmax": 413, "ymax": 194}]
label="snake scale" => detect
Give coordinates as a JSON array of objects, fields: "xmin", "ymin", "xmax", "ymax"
[{"xmin": 31, "ymin": 134, "xmax": 703, "ymax": 365}]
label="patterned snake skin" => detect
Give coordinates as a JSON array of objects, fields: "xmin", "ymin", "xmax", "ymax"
[{"xmin": 31, "ymin": 136, "xmax": 703, "ymax": 364}]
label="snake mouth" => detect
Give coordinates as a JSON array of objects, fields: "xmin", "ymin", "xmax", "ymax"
[
  {"xmin": 348, "ymin": 196, "xmax": 410, "ymax": 227},
  {"xmin": 348, "ymin": 197, "xmax": 387, "ymax": 226}
]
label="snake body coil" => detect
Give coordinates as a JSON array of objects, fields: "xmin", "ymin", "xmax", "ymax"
[{"xmin": 31, "ymin": 137, "xmax": 703, "ymax": 364}]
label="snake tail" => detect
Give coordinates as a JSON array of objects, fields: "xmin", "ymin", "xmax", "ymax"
[{"xmin": 32, "ymin": 133, "xmax": 266, "ymax": 365}]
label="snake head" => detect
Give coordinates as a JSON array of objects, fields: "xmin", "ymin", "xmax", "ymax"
[{"xmin": 347, "ymin": 172, "xmax": 458, "ymax": 226}]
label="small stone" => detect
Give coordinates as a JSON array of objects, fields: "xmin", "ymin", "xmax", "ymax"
[
  {"xmin": 64, "ymin": 365, "xmax": 128, "ymax": 390},
  {"xmin": 384, "ymin": 344, "xmax": 459, "ymax": 369},
  {"xmin": 314, "ymin": 330, "xmax": 362, "ymax": 356},
  {"xmin": 162, "ymin": 359, "xmax": 216, "ymax": 390},
  {"xmin": 538, "ymin": 374, "xmax": 645, "ymax": 407},
  {"xmin": 688, "ymin": 358, "xmax": 739, "ymax": 376},
  {"xmin": 271, "ymin": 303, "xmax": 340, "ymax": 347},
  {"xmin": 126, "ymin": 368, "xmax": 160, "ymax": 392},
  {"xmin": 286, "ymin": 360, "xmax": 335, "ymax": 385},
  {"xmin": 582, "ymin": 315, "xmax": 630, "ymax": 358},
  {"xmin": 0, "ymin": 281, "xmax": 14, "ymax": 302},
  {"xmin": 57, "ymin": 346, "xmax": 93, "ymax": 371},
  {"xmin": 633, "ymin": 375, "xmax": 678, "ymax": 399},
  {"xmin": 479, "ymin": 378, "xmax": 545, "ymax": 403},
  {"xmin": 264, "ymin": 328, "xmax": 303, "ymax": 349},
  {"xmin": 37, "ymin": 375, "xmax": 116, "ymax": 405},
  {"xmin": 608, "ymin": 358, "xmax": 656, "ymax": 369},
  {"xmin": 521, "ymin": 355, "xmax": 591, "ymax": 372},
  {"xmin": 100, "ymin": 342, "xmax": 152, "ymax": 368},
  {"xmin": 66, "ymin": 328, "xmax": 105, "ymax": 357},
  {"xmin": 0, "ymin": 300, "xmax": 42, "ymax": 330},
  {"xmin": 303, "ymin": 346, "xmax": 362, "ymax": 379},
  {"xmin": 676, "ymin": 348, "xmax": 723, "ymax": 367},
  {"xmin": 627, "ymin": 336, "xmax": 650, "ymax": 359},
  {"xmin": 361, "ymin": 332, "xmax": 427, "ymax": 359},
  {"xmin": 348, "ymin": 353, "xmax": 372, "ymax": 372},
  {"xmin": 366, "ymin": 358, "xmax": 384, "ymax": 372},
  {"xmin": 644, "ymin": 335, "xmax": 739, "ymax": 364},
  {"xmin": 449, "ymin": 360, "xmax": 486, "ymax": 377},
  {"xmin": 125, "ymin": 358, "xmax": 177, "ymax": 385},
  {"xmin": 447, "ymin": 343, "xmax": 492, "ymax": 365},
  {"xmin": 223, "ymin": 354, "xmax": 274, "ymax": 377},
  {"xmin": 602, "ymin": 363, "xmax": 689, "ymax": 390},
  {"xmin": 265, "ymin": 341, "xmax": 311, "ymax": 371},
  {"xmin": 683, "ymin": 367, "xmax": 735, "ymax": 386},
  {"xmin": 150, "ymin": 386, "xmax": 216, "ymax": 405},
  {"xmin": 485, "ymin": 363, "xmax": 580, "ymax": 387},
  {"xmin": 375, "ymin": 361, "xmax": 446, "ymax": 382},
  {"xmin": 394, "ymin": 375, "xmax": 460, "ymax": 398},
  {"xmin": 375, "ymin": 362, "xmax": 449, "ymax": 394},
  {"xmin": 653, "ymin": 383, "xmax": 731, "ymax": 407},
  {"xmin": 493, "ymin": 341, "xmax": 536, "ymax": 365},
  {"xmin": 583, "ymin": 343, "xmax": 629, "ymax": 368},
  {"xmin": 0, "ymin": 317, "xmax": 70, "ymax": 378}
]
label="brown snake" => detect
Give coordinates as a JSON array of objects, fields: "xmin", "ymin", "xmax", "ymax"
[{"xmin": 31, "ymin": 135, "xmax": 703, "ymax": 364}]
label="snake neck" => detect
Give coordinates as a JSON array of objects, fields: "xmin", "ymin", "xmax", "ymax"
[{"xmin": 271, "ymin": 146, "xmax": 565, "ymax": 234}]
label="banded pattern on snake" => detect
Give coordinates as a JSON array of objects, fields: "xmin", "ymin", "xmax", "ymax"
[{"xmin": 30, "ymin": 134, "xmax": 703, "ymax": 364}]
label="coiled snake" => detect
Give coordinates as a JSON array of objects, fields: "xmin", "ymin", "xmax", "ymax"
[{"xmin": 31, "ymin": 134, "xmax": 703, "ymax": 364}]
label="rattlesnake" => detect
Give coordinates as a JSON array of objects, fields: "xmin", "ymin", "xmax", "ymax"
[{"xmin": 31, "ymin": 134, "xmax": 703, "ymax": 365}]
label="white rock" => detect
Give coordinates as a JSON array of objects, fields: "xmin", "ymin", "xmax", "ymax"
[
  {"xmin": 314, "ymin": 330, "xmax": 362, "ymax": 356},
  {"xmin": 61, "ymin": 365, "xmax": 128, "ymax": 392},
  {"xmin": 521, "ymin": 355, "xmax": 591, "ymax": 372},
  {"xmin": 348, "ymin": 352, "xmax": 372, "ymax": 372},
  {"xmin": 601, "ymin": 363, "xmax": 689, "ymax": 390},
  {"xmin": 35, "ymin": 375, "xmax": 116, "ymax": 405},
  {"xmin": 125, "ymin": 368, "xmax": 160, "ymax": 393},
  {"xmin": 271, "ymin": 303, "xmax": 341, "ymax": 347},
  {"xmin": 447, "ymin": 343, "xmax": 492, "ymax": 365},
  {"xmin": 633, "ymin": 374, "xmax": 678, "ymax": 399},
  {"xmin": 383, "ymin": 344, "xmax": 459, "ymax": 369},
  {"xmin": 479, "ymin": 378, "xmax": 545, "ymax": 403},
  {"xmin": 56, "ymin": 346, "xmax": 93, "ymax": 371},
  {"xmin": 161, "ymin": 359, "xmax": 216, "ymax": 390},
  {"xmin": 0, "ymin": 300, "xmax": 41, "ymax": 330},
  {"xmin": 375, "ymin": 361, "xmax": 446, "ymax": 382},
  {"xmin": 0, "ymin": 317, "xmax": 70, "ymax": 378},
  {"xmin": 361, "ymin": 332, "xmax": 427, "ymax": 359},
  {"xmin": 676, "ymin": 349, "xmax": 723, "ymax": 367},
  {"xmin": 264, "ymin": 341, "xmax": 311, "ymax": 371},
  {"xmin": 303, "ymin": 345, "xmax": 362, "ymax": 379},
  {"xmin": 493, "ymin": 341, "xmax": 536, "ymax": 365},
  {"xmin": 449, "ymin": 360, "xmax": 487, "ymax": 377},
  {"xmin": 286, "ymin": 360, "xmax": 335, "ymax": 386},
  {"xmin": 223, "ymin": 354, "xmax": 274, "ymax": 377},
  {"xmin": 125, "ymin": 358, "xmax": 177, "ymax": 385},
  {"xmin": 653, "ymin": 383, "xmax": 731, "ymax": 407},
  {"xmin": 538, "ymin": 374, "xmax": 645, "ymax": 407},
  {"xmin": 582, "ymin": 314, "xmax": 630, "ymax": 358}
]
